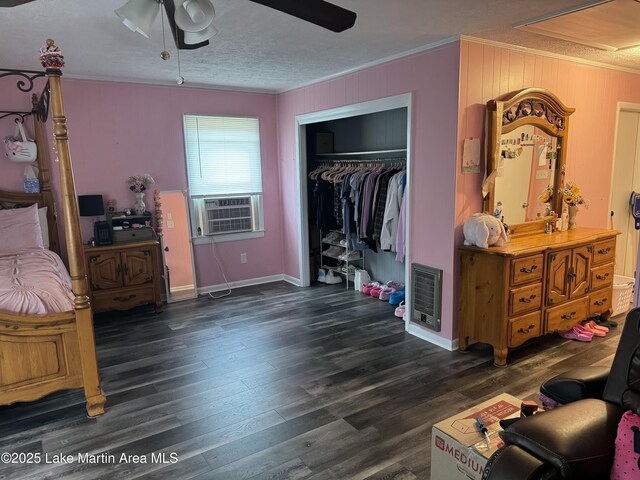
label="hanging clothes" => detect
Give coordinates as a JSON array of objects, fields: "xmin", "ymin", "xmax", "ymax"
[
  {"xmin": 395, "ymin": 189, "xmax": 407, "ymax": 262},
  {"xmin": 380, "ymin": 171, "xmax": 405, "ymax": 252}
]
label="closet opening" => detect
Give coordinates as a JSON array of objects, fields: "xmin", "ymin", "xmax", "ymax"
[{"xmin": 295, "ymin": 94, "xmax": 412, "ymax": 326}]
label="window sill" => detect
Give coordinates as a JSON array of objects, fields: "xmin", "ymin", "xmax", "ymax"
[{"xmin": 192, "ymin": 230, "xmax": 265, "ymax": 245}]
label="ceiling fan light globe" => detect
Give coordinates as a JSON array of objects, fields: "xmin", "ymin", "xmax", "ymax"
[
  {"xmin": 174, "ymin": 0, "xmax": 215, "ymax": 32},
  {"xmin": 183, "ymin": 23, "xmax": 218, "ymax": 44},
  {"xmin": 115, "ymin": 0, "xmax": 160, "ymax": 39},
  {"xmin": 183, "ymin": 0, "xmax": 205, "ymax": 23}
]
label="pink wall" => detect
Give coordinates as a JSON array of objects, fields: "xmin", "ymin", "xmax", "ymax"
[
  {"xmin": 277, "ymin": 42, "xmax": 461, "ymax": 342},
  {"xmin": 1, "ymin": 78, "xmax": 284, "ymax": 288},
  {"xmin": 455, "ymin": 39, "xmax": 640, "ymax": 337}
]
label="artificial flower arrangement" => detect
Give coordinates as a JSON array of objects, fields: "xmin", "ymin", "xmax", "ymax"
[
  {"xmin": 127, "ymin": 174, "xmax": 155, "ymax": 193},
  {"xmin": 538, "ymin": 184, "xmax": 554, "ymax": 203},
  {"xmin": 559, "ymin": 181, "xmax": 588, "ymax": 207}
]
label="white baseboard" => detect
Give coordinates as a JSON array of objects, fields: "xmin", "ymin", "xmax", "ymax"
[
  {"xmin": 406, "ymin": 322, "xmax": 458, "ymax": 351},
  {"xmin": 283, "ymin": 274, "xmax": 302, "ymax": 286},
  {"xmin": 197, "ymin": 274, "xmax": 286, "ymax": 295}
]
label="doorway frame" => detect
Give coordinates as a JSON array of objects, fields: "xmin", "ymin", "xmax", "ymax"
[
  {"xmin": 609, "ymin": 102, "xmax": 640, "ymax": 278},
  {"xmin": 294, "ymin": 93, "xmax": 413, "ymax": 306}
]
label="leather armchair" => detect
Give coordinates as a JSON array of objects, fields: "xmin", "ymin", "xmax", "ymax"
[{"xmin": 483, "ymin": 307, "xmax": 640, "ymax": 480}]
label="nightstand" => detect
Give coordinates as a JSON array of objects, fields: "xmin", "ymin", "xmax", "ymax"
[{"xmin": 84, "ymin": 240, "xmax": 163, "ymax": 313}]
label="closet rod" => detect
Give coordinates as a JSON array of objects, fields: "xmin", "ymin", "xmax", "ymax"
[{"xmin": 316, "ymin": 157, "xmax": 406, "ymax": 164}]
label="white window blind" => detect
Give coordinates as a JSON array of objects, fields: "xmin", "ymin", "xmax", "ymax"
[{"xmin": 183, "ymin": 115, "xmax": 263, "ymax": 196}]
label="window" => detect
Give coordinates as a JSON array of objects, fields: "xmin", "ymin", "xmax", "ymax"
[{"xmin": 183, "ymin": 114, "xmax": 264, "ymax": 242}]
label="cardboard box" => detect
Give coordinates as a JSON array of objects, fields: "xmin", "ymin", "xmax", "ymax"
[{"xmin": 431, "ymin": 393, "xmax": 521, "ymax": 480}]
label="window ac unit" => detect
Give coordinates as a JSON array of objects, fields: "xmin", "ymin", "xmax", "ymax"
[{"xmin": 204, "ymin": 197, "xmax": 253, "ymax": 235}]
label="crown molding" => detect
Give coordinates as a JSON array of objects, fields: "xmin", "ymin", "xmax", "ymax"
[
  {"xmin": 278, "ymin": 35, "xmax": 461, "ymax": 94},
  {"xmin": 461, "ymin": 35, "xmax": 640, "ymax": 76}
]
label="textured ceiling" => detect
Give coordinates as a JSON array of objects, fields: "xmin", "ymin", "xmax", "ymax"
[{"xmin": 0, "ymin": 0, "xmax": 638, "ymax": 93}]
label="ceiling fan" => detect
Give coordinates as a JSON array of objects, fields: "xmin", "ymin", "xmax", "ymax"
[{"xmin": 0, "ymin": 0, "xmax": 357, "ymax": 50}]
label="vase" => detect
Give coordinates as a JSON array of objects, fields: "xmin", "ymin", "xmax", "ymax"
[
  {"xmin": 133, "ymin": 192, "xmax": 146, "ymax": 215},
  {"xmin": 568, "ymin": 205, "xmax": 578, "ymax": 230}
]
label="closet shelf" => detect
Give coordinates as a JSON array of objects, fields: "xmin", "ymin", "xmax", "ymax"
[{"xmin": 314, "ymin": 148, "xmax": 406, "ymax": 157}]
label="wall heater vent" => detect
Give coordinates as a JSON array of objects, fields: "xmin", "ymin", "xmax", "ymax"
[
  {"xmin": 410, "ymin": 263, "xmax": 442, "ymax": 332},
  {"xmin": 204, "ymin": 196, "xmax": 253, "ymax": 235}
]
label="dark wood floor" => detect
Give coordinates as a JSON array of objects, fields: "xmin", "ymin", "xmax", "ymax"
[{"xmin": 0, "ymin": 282, "xmax": 624, "ymax": 479}]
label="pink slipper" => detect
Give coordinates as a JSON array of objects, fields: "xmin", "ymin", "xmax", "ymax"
[
  {"xmin": 378, "ymin": 285, "xmax": 396, "ymax": 301},
  {"xmin": 559, "ymin": 326, "xmax": 592, "ymax": 342},
  {"xmin": 362, "ymin": 282, "xmax": 380, "ymax": 295},
  {"xmin": 370, "ymin": 286, "xmax": 383, "ymax": 298},
  {"xmin": 579, "ymin": 322, "xmax": 605, "ymax": 337},
  {"xmin": 573, "ymin": 324, "xmax": 594, "ymax": 338},
  {"xmin": 394, "ymin": 301, "xmax": 405, "ymax": 318},
  {"xmin": 585, "ymin": 320, "xmax": 608, "ymax": 333}
]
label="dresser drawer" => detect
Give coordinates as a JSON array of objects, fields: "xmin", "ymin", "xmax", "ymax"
[
  {"xmin": 545, "ymin": 297, "xmax": 589, "ymax": 333},
  {"xmin": 592, "ymin": 239, "xmax": 615, "ymax": 266},
  {"xmin": 589, "ymin": 288, "xmax": 612, "ymax": 316},
  {"xmin": 510, "ymin": 254, "xmax": 544, "ymax": 286},
  {"xmin": 92, "ymin": 286, "xmax": 155, "ymax": 313},
  {"xmin": 591, "ymin": 264, "xmax": 614, "ymax": 291},
  {"xmin": 509, "ymin": 283, "xmax": 543, "ymax": 316},
  {"xmin": 508, "ymin": 311, "xmax": 541, "ymax": 348}
]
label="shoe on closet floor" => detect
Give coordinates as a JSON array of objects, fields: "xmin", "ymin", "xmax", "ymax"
[
  {"xmin": 378, "ymin": 285, "xmax": 396, "ymax": 301},
  {"xmin": 394, "ymin": 301, "xmax": 405, "ymax": 318},
  {"xmin": 389, "ymin": 289, "xmax": 405, "ymax": 305},
  {"xmin": 317, "ymin": 268, "xmax": 327, "ymax": 283},
  {"xmin": 324, "ymin": 270, "xmax": 343, "ymax": 284},
  {"xmin": 362, "ymin": 281, "xmax": 380, "ymax": 295}
]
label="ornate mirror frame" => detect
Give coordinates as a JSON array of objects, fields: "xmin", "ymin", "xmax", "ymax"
[{"xmin": 483, "ymin": 87, "xmax": 575, "ymax": 235}]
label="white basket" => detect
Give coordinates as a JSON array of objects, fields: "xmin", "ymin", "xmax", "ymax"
[{"xmin": 612, "ymin": 274, "xmax": 635, "ymax": 317}]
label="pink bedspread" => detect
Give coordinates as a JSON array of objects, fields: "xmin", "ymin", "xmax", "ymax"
[{"xmin": 0, "ymin": 248, "xmax": 74, "ymax": 315}]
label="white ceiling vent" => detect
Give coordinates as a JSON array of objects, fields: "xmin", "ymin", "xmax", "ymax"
[
  {"xmin": 516, "ymin": 0, "xmax": 640, "ymax": 51},
  {"xmin": 410, "ymin": 263, "xmax": 442, "ymax": 332}
]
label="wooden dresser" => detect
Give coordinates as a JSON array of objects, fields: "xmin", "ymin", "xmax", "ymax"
[
  {"xmin": 84, "ymin": 240, "xmax": 163, "ymax": 314},
  {"xmin": 459, "ymin": 227, "xmax": 618, "ymax": 366}
]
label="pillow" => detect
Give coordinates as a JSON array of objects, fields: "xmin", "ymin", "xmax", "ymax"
[
  {"xmin": 610, "ymin": 410, "xmax": 640, "ymax": 479},
  {"xmin": 38, "ymin": 206, "xmax": 50, "ymax": 249},
  {"xmin": 0, "ymin": 203, "xmax": 44, "ymax": 252}
]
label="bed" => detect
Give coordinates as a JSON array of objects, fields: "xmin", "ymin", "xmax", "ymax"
[{"xmin": 0, "ymin": 40, "xmax": 106, "ymax": 416}]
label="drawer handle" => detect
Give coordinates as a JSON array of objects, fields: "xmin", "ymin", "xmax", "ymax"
[
  {"xmin": 596, "ymin": 273, "xmax": 610, "ymax": 281},
  {"xmin": 561, "ymin": 311, "xmax": 577, "ymax": 320},
  {"xmin": 594, "ymin": 298, "xmax": 608, "ymax": 306},
  {"xmin": 517, "ymin": 324, "xmax": 536, "ymax": 334},
  {"xmin": 597, "ymin": 247, "xmax": 611, "ymax": 255},
  {"xmin": 519, "ymin": 294, "xmax": 537, "ymax": 303},
  {"xmin": 114, "ymin": 294, "xmax": 136, "ymax": 302},
  {"xmin": 519, "ymin": 265, "xmax": 538, "ymax": 274}
]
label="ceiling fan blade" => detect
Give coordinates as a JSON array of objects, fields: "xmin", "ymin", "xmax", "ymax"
[
  {"xmin": 163, "ymin": 0, "xmax": 210, "ymax": 50},
  {"xmin": 0, "ymin": 0, "xmax": 37, "ymax": 7},
  {"xmin": 248, "ymin": 0, "xmax": 356, "ymax": 32}
]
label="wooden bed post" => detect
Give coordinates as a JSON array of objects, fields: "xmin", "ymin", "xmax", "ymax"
[{"xmin": 42, "ymin": 39, "xmax": 106, "ymax": 416}]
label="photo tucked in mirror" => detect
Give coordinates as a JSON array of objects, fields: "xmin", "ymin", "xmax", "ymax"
[{"xmin": 493, "ymin": 125, "xmax": 558, "ymax": 225}]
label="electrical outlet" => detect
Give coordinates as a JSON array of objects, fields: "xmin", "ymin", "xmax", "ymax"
[
  {"xmin": 166, "ymin": 220, "xmax": 175, "ymax": 229},
  {"xmin": 536, "ymin": 170, "xmax": 549, "ymax": 179},
  {"xmin": 240, "ymin": 253, "xmax": 247, "ymax": 264}
]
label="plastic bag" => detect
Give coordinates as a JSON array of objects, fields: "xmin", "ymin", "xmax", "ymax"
[
  {"xmin": 24, "ymin": 165, "xmax": 40, "ymax": 193},
  {"xmin": 3, "ymin": 121, "xmax": 37, "ymax": 163}
]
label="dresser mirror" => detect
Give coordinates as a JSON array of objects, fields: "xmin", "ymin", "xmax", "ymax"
[{"xmin": 483, "ymin": 88, "xmax": 575, "ymax": 233}]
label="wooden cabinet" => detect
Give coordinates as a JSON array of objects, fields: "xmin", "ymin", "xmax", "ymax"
[
  {"xmin": 459, "ymin": 227, "xmax": 618, "ymax": 366},
  {"xmin": 84, "ymin": 240, "xmax": 163, "ymax": 314}
]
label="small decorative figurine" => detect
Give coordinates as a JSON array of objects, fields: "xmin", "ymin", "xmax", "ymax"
[
  {"xmin": 39, "ymin": 39, "xmax": 65, "ymax": 69},
  {"xmin": 493, "ymin": 201, "xmax": 503, "ymax": 218}
]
